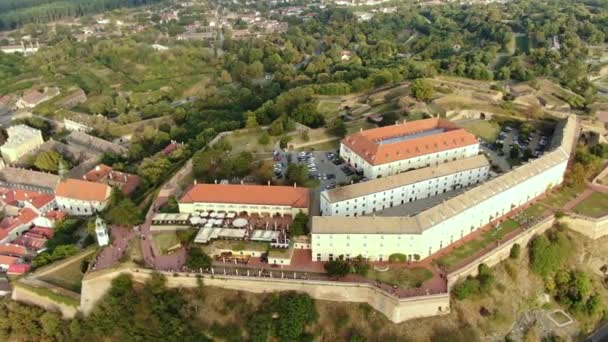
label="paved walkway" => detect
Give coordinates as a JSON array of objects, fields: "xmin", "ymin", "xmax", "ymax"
[
  {"xmin": 563, "ymin": 188, "xmax": 594, "ymax": 212},
  {"xmin": 92, "ymin": 227, "xmax": 135, "ymax": 271}
]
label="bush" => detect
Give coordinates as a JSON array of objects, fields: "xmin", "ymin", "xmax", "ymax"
[
  {"xmin": 388, "ymin": 253, "xmax": 407, "ymax": 262},
  {"xmin": 324, "ymin": 259, "xmax": 350, "ymax": 277},
  {"xmin": 453, "ymin": 263, "xmax": 495, "ymax": 300},
  {"xmin": 529, "ymin": 230, "xmax": 573, "ymax": 278},
  {"xmin": 510, "ymin": 243, "xmax": 521, "ymax": 259},
  {"xmin": 186, "ymin": 248, "xmax": 212, "ymax": 270}
]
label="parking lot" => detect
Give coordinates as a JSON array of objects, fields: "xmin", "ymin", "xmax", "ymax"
[
  {"xmin": 273, "ymin": 149, "xmax": 355, "ymax": 214},
  {"xmin": 481, "ymin": 123, "xmax": 552, "ymax": 172}
]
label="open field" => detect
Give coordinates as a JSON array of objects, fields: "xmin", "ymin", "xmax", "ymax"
[
  {"xmin": 295, "ymin": 139, "xmax": 340, "ymax": 152},
  {"xmin": 224, "ymin": 129, "xmax": 277, "ymax": 154},
  {"xmin": 572, "ymin": 192, "xmax": 608, "ymax": 218},
  {"xmin": 435, "ymin": 219, "xmax": 520, "ymax": 269},
  {"xmin": 364, "ymin": 266, "xmax": 433, "ymax": 288},
  {"xmin": 39, "ymin": 259, "xmax": 85, "ymax": 293},
  {"xmin": 317, "ymin": 99, "xmax": 342, "ymax": 119},
  {"xmin": 460, "ymin": 120, "xmax": 501, "ymax": 142},
  {"xmin": 152, "ymin": 232, "xmax": 180, "ymax": 255}
]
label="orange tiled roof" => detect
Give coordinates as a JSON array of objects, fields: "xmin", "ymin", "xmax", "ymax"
[
  {"xmin": 0, "ymin": 187, "xmax": 54, "ymax": 209},
  {"xmin": 341, "ymin": 118, "xmax": 478, "ymax": 165},
  {"xmin": 179, "ymin": 184, "xmax": 310, "ymax": 209},
  {"xmin": 0, "ymin": 255, "xmax": 19, "ymax": 266},
  {"xmin": 55, "ymin": 179, "xmax": 110, "ymax": 202},
  {"xmin": 0, "ymin": 244, "xmax": 27, "ymax": 257}
]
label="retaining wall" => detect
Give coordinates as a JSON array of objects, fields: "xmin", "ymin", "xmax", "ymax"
[{"xmin": 560, "ymin": 214, "xmax": 608, "ymax": 240}]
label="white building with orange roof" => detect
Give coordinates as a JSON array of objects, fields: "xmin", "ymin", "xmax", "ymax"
[
  {"xmin": 178, "ymin": 183, "xmax": 310, "ymax": 217},
  {"xmin": 340, "ymin": 118, "xmax": 480, "ymax": 178},
  {"xmin": 55, "ymin": 179, "xmax": 111, "ymax": 216}
]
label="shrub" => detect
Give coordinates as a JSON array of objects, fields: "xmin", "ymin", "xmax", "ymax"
[
  {"xmin": 324, "ymin": 259, "xmax": 350, "ymax": 277},
  {"xmin": 388, "ymin": 253, "xmax": 407, "ymax": 262},
  {"xmin": 529, "ymin": 230, "xmax": 573, "ymax": 278},
  {"xmin": 510, "ymin": 243, "xmax": 521, "ymax": 259}
]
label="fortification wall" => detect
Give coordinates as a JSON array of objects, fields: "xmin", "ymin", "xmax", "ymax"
[
  {"xmin": 560, "ymin": 214, "xmax": 608, "ymax": 240},
  {"xmin": 12, "ymin": 285, "xmax": 78, "ymax": 319},
  {"xmin": 447, "ymin": 216, "xmax": 555, "ymax": 287},
  {"xmin": 82, "ymin": 267, "xmax": 449, "ymax": 323}
]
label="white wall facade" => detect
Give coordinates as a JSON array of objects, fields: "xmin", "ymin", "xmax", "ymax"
[
  {"xmin": 0, "ymin": 126, "xmax": 44, "ymax": 164},
  {"xmin": 312, "ymin": 158, "xmax": 567, "ymax": 262},
  {"xmin": 340, "ymin": 143, "xmax": 480, "ymax": 179},
  {"xmin": 320, "ymin": 164, "xmax": 490, "ymax": 217},
  {"xmin": 179, "ymin": 202, "xmax": 308, "ymax": 217},
  {"xmin": 55, "ymin": 196, "xmax": 108, "ymax": 216}
]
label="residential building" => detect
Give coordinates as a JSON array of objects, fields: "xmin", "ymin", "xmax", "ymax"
[
  {"xmin": 0, "ymin": 208, "xmax": 37, "ymax": 244},
  {"xmin": 0, "ymin": 167, "xmax": 60, "ymax": 193},
  {"xmin": 15, "ymin": 87, "xmax": 59, "ymax": 109},
  {"xmin": 0, "ymin": 125, "xmax": 44, "ymax": 164},
  {"xmin": 179, "ymin": 184, "xmax": 310, "ymax": 217},
  {"xmin": 340, "ymin": 118, "xmax": 479, "ymax": 178},
  {"xmin": 320, "ymin": 155, "xmax": 490, "ymax": 216},
  {"xmin": 84, "ymin": 164, "xmax": 141, "ymax": 195},
  {"xmin": 56, "ymin": 88, "xmax": 87, "ymax": 109},
  {"xmin": 55, "ymin": 179, "xmax": 111, "ymax": 216},
  {"xmin": 311, "ymin": 116, "xmax": 577, "ymax": 262}
]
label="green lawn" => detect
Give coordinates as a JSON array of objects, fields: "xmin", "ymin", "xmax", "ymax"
[
  {"xmin": 317, "ymin": 100, "xmax": 342, "ymax": 118},
  {"xmin": 461, "ymin": 120, "xmax": 501, "ymax": 142},
  {"xmin": 346, "ymin": 120, "xmax": 376, "ymax": 135},
  {"xmin": 296, "ymin": 139, "xmax": 340, "ymax": 152},
  {"xmin": 435, "ymin": 219, "xmax": 520, "ymax": 270},
  {"xmin": 152, "ymin": 232, "xmax": 180, "ymax": 255},
  {"xmin": 224, "ymin": 129, "xmax": 277, "ymax": 154},
  {"xmin": 572, "ymin": 192, "xmax": 608, "ymax": 218},
  {"xmin": 542, "ymin": 184, "xmax": 586, "ymax": 209},
  {"xmin": 365, "ymin": 267, "xmax": 433, "ymax": 288},
  {"xmin": 39, "ymin": 260, "xmax": 85, "ymax": 293}
]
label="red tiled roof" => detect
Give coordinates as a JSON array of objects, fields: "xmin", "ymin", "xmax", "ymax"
[
  {"xmin": 0, "ymin": 244, "xmax": 27, "ymax": 257},
  {"xmin": 55, "ymin": 179, "xmax": 110, "ymax": 202},
  {"xmin": 84, "ymin": 164, "xmax": 141, "ymax": 194},
  {"xmin": 30, "ymin": 227, "xmax": 54, "ymax": 239},
  {"xmin": 0, "ymin": 208, "xmax": 38, "ymax": 241},
  {"xmin": 341, "ymin": 118, "xmax": 478, "ymax": 166},
  {"xmin": 44, "ymin": 211, "xmax": 67, "ymax": 220},
  {"xmin": 0, "ymin": 187, "xmax": 54, "ymax": 209},
  {"xmin": 0, "ymin": 255, "xmax": 19, "ymax": 266},
  {"xmin": 7, "ymin": 263, "xmax": 30, "ymax": 274},
  {"xmin": 21, "ymin": 89, "xmax": 45, "ymax": 105},
  {"xmin": 14, "ymin": 235, "xmax": 47, "ymax": 250},
  {"xmin": 179, "ymin": 184, "xmax": 310, "ymax": 208}
]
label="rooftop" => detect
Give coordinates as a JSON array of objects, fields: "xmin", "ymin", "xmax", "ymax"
[
  {"xmin": 323, "ymin": 155, "xmax": 489, "ymax": 203},
  {"xmin": 84, "ymin": 164, "xmax": 141, "ymax": 194},
  {"xmin": 55, "ymin": 179, "xmax": 111, "ymax": 202},
  {"xmin": 180, "ymin": 184, "xmax": 310, "ymax": 209},
  {"xmin": 313, "ymin": 116, "xmax": 577, "ymax": 235},
  {"xmin": 341, "ymin": 118, "xmax": 478, "ymax": 165},
  {"xmin": 1, "ymin": 124, "xmax": 42, "ymax": 149}
]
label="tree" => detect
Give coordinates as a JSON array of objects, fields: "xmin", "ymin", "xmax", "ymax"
[
  {"xmin": 329, "ymin": 119, "xmax": 347, "ymax": 138},
  {"xmin": 324, "ymin": 259, "xmax": 350, "ymax": 277},
  {"xmin": 138, "ymin": 157, "xmax": 171, "ymax": 185},
  {"xmin": 411, "ymin": 79, "xmax": 433, "ymax": 102},
  {"xmin": 245, "ymin": 112, "xmax": 259, "ymax": 129},
  {"xmin": 273, "ymin": 292, "xmax": 318, "ymax": 341},
  {"xmin": 186, "ymin": 247, "xmax": 212, "ymax": 270},
  {"xmin": 40, "ymin": 312, "xmax": 60, "ymax": 337},
  {"xmin": 290, "ymin": 212, "xmax": 309, "ymax": 237},
  {"xmin": 258, "ymin": 132, "xmax": 271, "ymax": 145},
  {"xmin": 286, "ymin": 163, "xmax": 308, "ymax": 186},
  {"xmin": 509, "ymin": 146, "xmax": 520, "ymax": 159},
  {"xmin": 510, "ymin": 243, "xmax": 521, "ymax": 259},
  {"xmin": 106, "ymin": 198, "xmax": 142, "ymax": 226},
  {"xmin": 34, "ymin": 150, "xmax": 71, "ymax": 173}
]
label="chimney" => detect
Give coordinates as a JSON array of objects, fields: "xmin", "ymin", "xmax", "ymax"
[
  {"xmin": 241, "ymin": 180, "xmax": 244, "ymax": 185},
  {"xmin": 95, "ymin": 165, "xmax": 100, "ymax": 171},
  {"xmin": 267, "ymin": 180, "xmax": 270, "ymax": 185},
  {"xmin": 194, "ymin": 179, "xmax": 198, "ymax": 185},
  {"xmin": 293, "ymin": 182, "xmax": 296, "ymax": 188},
  {"xmin": 360, "ymin": 128, "xmax": 363, "ymax": 132}
]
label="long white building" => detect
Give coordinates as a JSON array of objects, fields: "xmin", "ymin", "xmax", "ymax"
[
  {"xmin": 340, "ymin": 118, "xmax": 480, "ymax": 179},
  {"xmin": 320, "ymin": 155, "xmax": 490, "ymax": 217},
  {"xmin": 311, "ymin": 117, "xmax": 577, "ymax": 262}
]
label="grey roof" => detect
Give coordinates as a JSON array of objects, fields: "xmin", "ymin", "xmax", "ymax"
[{"xmin": 322, "ymin": 155, "xmax": 489, "ymax": 203}]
